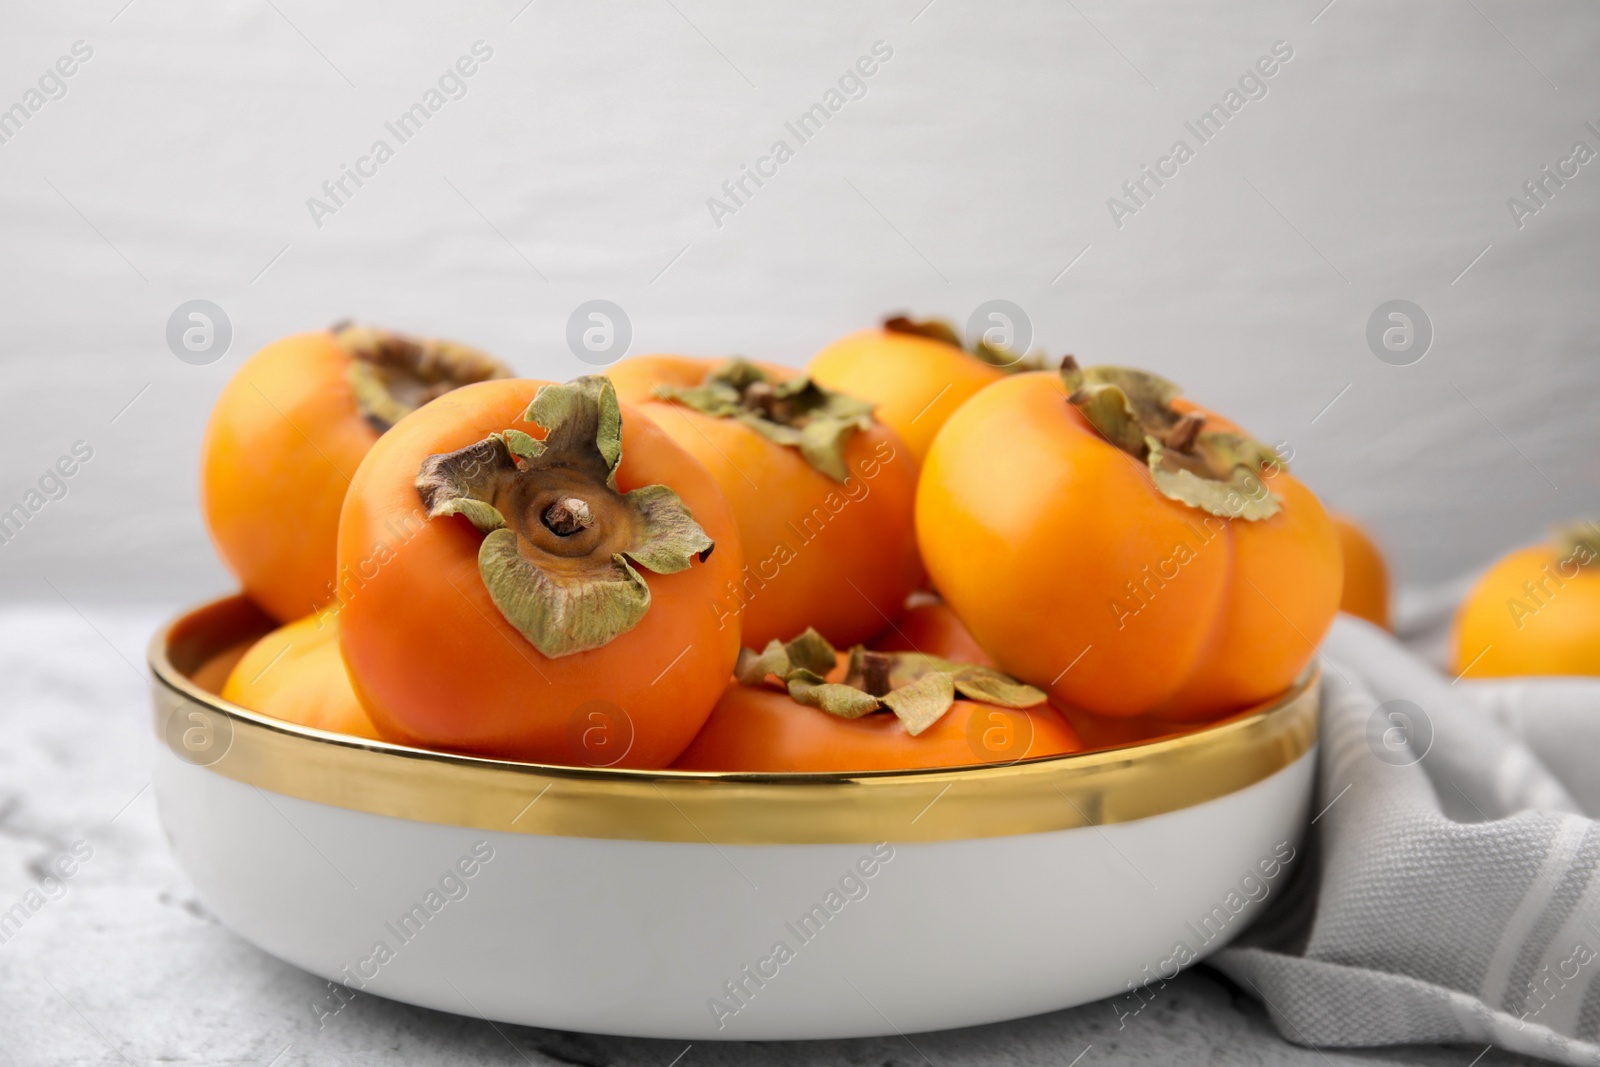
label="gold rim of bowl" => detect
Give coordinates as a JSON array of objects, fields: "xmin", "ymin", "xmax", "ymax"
[{"xmin": 149, "ymin": 596, "xmax": 1320, "ymax": 845}]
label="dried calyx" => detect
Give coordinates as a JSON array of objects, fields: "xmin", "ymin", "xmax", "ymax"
[
  {"xmin": 735, "ymin": 628, "xmax": 1047, "ymax": 737},
  {"xmin": 883, "ymin": 314, "xmax": 1053, "ymax": 372},
  {"xmin": 414, "ymin": 376, "xmax": 713, "ymax": 658},
  {"xmin": 652, "ymin": 358, "xmax": 874, "ymax": 482},
  {"xmin": 337, "ymin": 322, "xmax": 513, "ymax": 433},
  {"xmin": 1060, "ymin": 358, "xmax": 1286, "ymax": 521},
  {"xmin": 1553, "ymin": 521, "xmax": 1600, "ymax": 565}
]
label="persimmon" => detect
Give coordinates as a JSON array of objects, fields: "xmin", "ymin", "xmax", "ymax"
[
  {"xmin": 607, "ymin": 356, "xmax": 923, "ymax": 649},
  {"xmin": 1333, "ymin": 515, "xmax": 1391, "ymax": 630},
  {"xmin": 806, "ymin": 317, "xmax": 1013, "ymax": 464},
  {"xmin": 916, "ymin": 360, "xmax": 1341, "ymax": 721},
  {"xmin": 672, "ymin": 629, "xmax": 1081, "ymax": 772},
  {"xmin": 1454, "ymin": 522, "xmax": 1600, "ymax": 678},
  {"xmin": 870, "ymin": 595, "xmax": 995, "ymax": 667},
  {"xmin": 222, "ymin": 609, "xmax": 379, "ymax": 740},
  {"xmin": 337, "ymin": 376, "xmax": 742, "ymax": 767},
  {"xmin": 202, "ymin": 324, "xmax": 510, "ymax": 623}
]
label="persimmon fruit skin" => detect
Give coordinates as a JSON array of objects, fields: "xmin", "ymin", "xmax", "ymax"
[
  {"xmin": 202, "ymin": 332, "xmax": 378, "ymax": 623},
  {"xmin": 915, "ymin": 371, "xmax": 1341, "ymax": 721},
  {"xmin": 222, "ymin": 609, "xmax": 379, "ymax": 740},
  {"xmin": 672, "ymin": 653, "xmax": 1081, "ymax": 772},
  {"xmin": 870, "ymin": 599, "xmax": 996, "ymax": 668},
  {"xmin": 1454, "ymin": 544, "xmax": 1600, "ymax": 678},
  {"xmin": 1332, "ymin": 515, "xmax": 1391, "ymax": 630},
  {"xmin": 807, "ymin": 328, "xmax": 1005, "ymax": 465},
  {"xmin": 607, "ymin": 356, "xmax": 924, "ymax": 649},
  {"xmin": 336, "ymin": 378, "xmax": 743, "ymax": 767}
]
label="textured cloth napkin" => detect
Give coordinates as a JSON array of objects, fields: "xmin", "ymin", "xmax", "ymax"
[{"xmin": 1212, "ymin": 613, "xmax": 1600, "ymax": 1065}]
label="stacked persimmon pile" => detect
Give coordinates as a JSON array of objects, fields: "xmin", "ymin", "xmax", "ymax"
[{"xmin": 202, "ymin": 318, "xmax": 1362, "ymax": 772}]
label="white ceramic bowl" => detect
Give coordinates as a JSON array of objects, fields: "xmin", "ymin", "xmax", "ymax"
[{"xmin": 150, "ymin": 596, "xmax": 1317, "ymax": 1041}]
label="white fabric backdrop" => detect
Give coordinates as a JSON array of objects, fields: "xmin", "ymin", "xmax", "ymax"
[{"xmin": 0, "ymin": 0, "xmax": 1597, "ymax": 603}]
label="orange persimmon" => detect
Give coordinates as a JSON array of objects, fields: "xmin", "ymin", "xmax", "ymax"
[
  {"xmin": 807, "ymin": 317, "xmax": 1011, "ymax": 464},
  {"xmin": 337, "ymin": 376, "xmax": 742, "ymax": 767},
  {"xmin": 222, "ymin": 609, "xmax": 379, "ymax": 740},
  {"xmin": 870, "ymin": 596, "xmax": 995, "ymax": 667},
  {"xmin": 673, "ymin": 630, "xmax": 1080, "ymax": 772},
  {"xmin": 1454, "ymin": 523, "xmax": 1600, "ymax": 678},
  {"xmin": 201, "ymin": 324, "xmax": 509, "ymax": 622},
  {"xmin": 607, "ymin": 356, "xmax": 923, "ymax": 649},
  {"xmin": 1333, "ymin": 515, "xmax": 1391, "ymax": 630},
  {"xmin": 916, "ymin": 361, "xmax": 1341, "ymax": 721}
]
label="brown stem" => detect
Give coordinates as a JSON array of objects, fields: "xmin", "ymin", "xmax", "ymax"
[
  {"xmin": 858, "ymin": 650, "xmax": 893, "ymax": 697},
  {"xmin": 1164, "ymin": 411, "xmax": 1206, "ymax": 452},
  {"xmin": 543, "ymin": 497, "xmax": 594, "ymax": 536},
  {"xmin": 740, "ymin": 380, "xmax": 796, "ymax": 425}
]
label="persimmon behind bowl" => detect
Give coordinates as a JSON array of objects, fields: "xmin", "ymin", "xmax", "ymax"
[{"xmin": 151, "ymin": 595, "xmax": 1318, "ymax": 1041}]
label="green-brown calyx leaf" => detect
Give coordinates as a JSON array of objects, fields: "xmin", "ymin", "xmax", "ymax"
[
  {"xmin": 1059, "ymin": 356, "xmax": 1286, "ymax": 522},
  {"xmin": 733, "ymin": 627, "xmax": 836, "ymax": 685},
  {"xmin": 414, "ymin": 376, "xmax": 714, "ymax": 658},
  {"xmin": 883, "ymin": 313, "xmax": 1055, "ymax": 372},
  {"xmin": 880, "ymin": 670, "xmax": 956, "ymax": 735},
  {"xmin": 336, "ymin": 322, "xmax": 513, "ymax": 433},
  {"xmin": 1553, "ymin": 521, "xmax": 1600, "ymax": 565},
  {"xmin": 787, "ymin": 673, "xmax": 882, "ymax": 720},
  {"xmin": 651, "ymin": 358, "xmax": 874, "ymax": 482},
  {"xmin": 883, "ymin": 315, "xmax": 963, "ymax": 348},
  {"xmin": 735, "ymin": 630, "xmax": 1046, "ymax": 737}
]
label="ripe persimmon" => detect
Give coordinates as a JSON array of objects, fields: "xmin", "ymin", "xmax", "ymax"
[
  {"xmin": 806, "ymin": 316, "xmax": 1019, "ymax": 464},
  {"xmin": 672, "ymin": 629, "xmax": 1081, "ymax": 772},
  {"xmin": 1454, "ymin": 523, "xmax": 1600, "ymax": 678},
  {"xmin": 1333, "ymin": 515, "xmax": 1391, "ymax": 630},
  {"xmin": 202, "ymin": 324, "xmax": 510, "ymax": 622},
  {"xmin": 337, "ymin": 376, "xmax": 742, "ymax": 767},
  {"xmin": 607, "ymin": 356, "xmax": 923, "ymax": 649},
  {"xmin": 916, "ymin": 361, "xmax": 1341, "ymax": 720},
  {"xmin": 870, "ymin": 596, "xmax": 995, "ymax": 667},
  {"xmin": 222, "ymin": 609, "xmax": 379, "ymax": 740}
]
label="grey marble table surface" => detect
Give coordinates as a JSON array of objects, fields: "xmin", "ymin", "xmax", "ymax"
[{"xmin": 0, "ymin": 604, "xmax": 1544, "ymax": 1067}]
